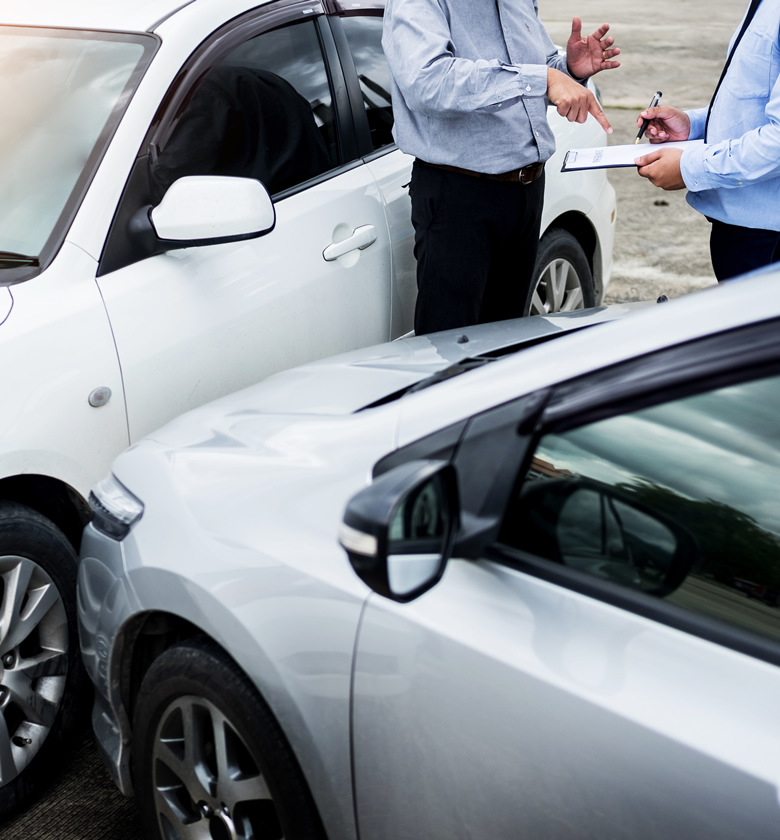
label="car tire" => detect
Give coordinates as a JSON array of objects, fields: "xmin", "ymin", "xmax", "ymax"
[
  {"xmin": 132, "ymin": 636, "xmax": 326, "ymax": 840},
  {"xmin": 0, "ymin": 501, "xmax": 89, "ymax": 818},
  {"xmin": 527, "ymin": 227, "xmax": 595, "ymax": 315}
]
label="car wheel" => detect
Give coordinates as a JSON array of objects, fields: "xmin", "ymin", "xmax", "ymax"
[
  {"xmin": 528, "ymin": 227, "xmax": 595, "ymax": 315},
  {"xmin": 132, "ymin": 636, "xmax": 326, "ymax": 840},
  {"xmin": 0, "ymin": 501, "xmax": 89, "ymax": 817}
]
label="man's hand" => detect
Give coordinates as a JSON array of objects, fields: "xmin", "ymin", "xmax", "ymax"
[
  {"xmin": 547, "ymin": 68, "xmax": 612, "ymax": 133},
  {"xmin": 566, "ymin": 17, "xmax": 620, "ymax": 79},
  {"xmin": 636, "ymin": 105, "xmax": 691, "ymax": 142},
  {"xmin": 635, "ymin": 148, "xmax": 685, "ymax": 190}
]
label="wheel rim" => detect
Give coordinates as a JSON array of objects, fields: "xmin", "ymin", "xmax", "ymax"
[
  {"xmin": 0, "ymin": 555, "xmax": 68, "ymax": 786},
  {"xmin": 530, "ymin": 257, "xmax": 586, "ymax": 315},
  {"xmin": 152, "ymin": 695, "xmax": 283, "ymax": 840}
]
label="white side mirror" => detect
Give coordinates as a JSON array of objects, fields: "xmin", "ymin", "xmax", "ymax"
[{"xmin": 150, "ymin": 175, "xmax": 275, "ymax": 243}]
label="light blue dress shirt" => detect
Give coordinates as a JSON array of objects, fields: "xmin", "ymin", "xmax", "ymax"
[
  {"xmin": 682, "ymin": 0, "xmax": 780, "ymax": 229},
  {"xmin": 381, "ymin": 0, "xmax": 570, "ymax": 174}
]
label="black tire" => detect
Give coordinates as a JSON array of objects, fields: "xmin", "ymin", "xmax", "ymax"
[
  {"xmin": 132, "ymin": 636, "xmax": 326, "ymax": 840},
  {"xmin": 527, "ymin": 227, "xmax": 595, "ymax": 315},
  {"xmin": 0, "ymin": 501, "xmax": 90, "ymax": 818}
]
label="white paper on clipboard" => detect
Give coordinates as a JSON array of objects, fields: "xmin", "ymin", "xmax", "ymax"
[{"xmin": 561, "ymin": 139, "xmax": 704, "ymax": 171}]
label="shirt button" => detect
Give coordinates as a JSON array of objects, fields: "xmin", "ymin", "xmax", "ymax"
[
  {"xmin": 738, "ymin": 180, "xmax": 744, "ymax": 185},
  {"xmin": 526, "ymin": 85, "xmax": 531, "ymax": 91}
]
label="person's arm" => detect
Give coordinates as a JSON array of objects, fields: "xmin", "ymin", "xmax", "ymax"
[
  {"xmin": 382, "ymin": 0, "xmax": 547, "ymax": 117},
  {"xmin": 681, "ymin": 76, "xmax": 780, "ymax": 192},
  {"xmin": 383, "ymin": 0, "xmax": 612, "ymax": 131},
  {"xmin": 634, "ymin": 78, "xmax": 780, "ymax": 192}
]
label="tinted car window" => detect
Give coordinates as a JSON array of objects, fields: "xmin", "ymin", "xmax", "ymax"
[
  {"xmin": 340, "ymin": 16, "xmax": 394, "ymax": 150},
  {"xmin": 501, "ymin": 373, "xmax": 780, "ymax": 642},
  {"xmin": 151, "ymin": 20, "xmax": 336, "ymax": 199}
]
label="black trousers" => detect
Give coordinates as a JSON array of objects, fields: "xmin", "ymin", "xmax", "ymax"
[
  {"xmin": 709, "ymin": 219, "xmax": 780, "ymax": 281},
  {"xmin": 410, "ymin": 159, "xmax": 545, "ymax": 335}
]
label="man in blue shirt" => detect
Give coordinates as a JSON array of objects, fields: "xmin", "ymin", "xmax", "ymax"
[
  {"xmin": 383, "ymin": 0, "xmax": 620, "ymax": 334},
  {"xmin": 635, "ymin": 0, "xmax": 780, "ymax": 281}
]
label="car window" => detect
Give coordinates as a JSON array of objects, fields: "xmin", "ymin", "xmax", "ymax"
[
  {"xmin": 150, "ymin": 20, "xmax": 337, "ymax": 199},
  {"xmin": 500, "ymin": 373, "xmax": 780, "ymax": 643},
  {"xmin": 0, "ymin": 27, "xmax": 154, "ymax": 273},
  {"xmin": 339, "ymin": 16, "xmax": 394, "ymax": 151}
]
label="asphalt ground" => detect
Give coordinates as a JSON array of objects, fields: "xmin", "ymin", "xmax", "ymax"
[{"xmin": 0, "ymin": 1, "xmax": 746, "ymax": 837}]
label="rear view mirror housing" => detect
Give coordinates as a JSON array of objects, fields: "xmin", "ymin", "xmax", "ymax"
[
  {"xmin": 129, "ymin": 175, "xmax": 276, "ymax": 258},
  {"xmin": 340, "ymin": 460, "xmax": 459, "ymax": 602}
]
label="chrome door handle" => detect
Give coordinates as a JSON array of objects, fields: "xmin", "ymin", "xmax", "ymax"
[{"xmin": 323, "ymin": 225, "xmax": 377, "ymax": 261}]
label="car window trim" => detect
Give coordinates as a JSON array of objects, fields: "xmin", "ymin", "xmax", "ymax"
[
  {"xmin": 541, "ymin": 318, "xmax": 780, "ymax": 434},
  {"xmin": 486, "ymin": 542, "xmax": 780, "ymax": 669},
  {"xmin": 327, "ymin": 15, "xmax": 375, "ymax": 156}
]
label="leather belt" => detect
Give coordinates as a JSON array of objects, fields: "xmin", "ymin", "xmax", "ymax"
[{"xmin": 421, "ymin": 160, "xmax": 545, "ymax": 185}]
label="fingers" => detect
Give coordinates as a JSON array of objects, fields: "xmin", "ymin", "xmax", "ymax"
[
  {"xmin": 589, "ymin": 98, "xmax": 613, "ymax": 133},
  {"xmin": 570, "ymin": 16, "xmax": 583, "ymax": 41},
  {"xmin": 634, "ymin": 150, "xmax": 664, "ymax": 167}
]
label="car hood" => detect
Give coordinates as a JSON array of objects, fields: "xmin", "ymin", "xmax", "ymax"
[{"xmin": 197, "ymin": 304, "xmax": 650, "ymax": 418}]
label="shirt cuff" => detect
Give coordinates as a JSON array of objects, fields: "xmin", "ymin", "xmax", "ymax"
[{"xmin": 500, "ymin": 63, "xmax": 549, "ymax": 98}]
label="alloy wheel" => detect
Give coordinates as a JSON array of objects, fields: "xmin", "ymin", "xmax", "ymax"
[
  {"xmin": 0, "ymin": 554, "xmax": 68, "ymax": 786},
  {"xmin": 529, "ymin": 257, "xmax": 586, "ymax": 315},
  {"xmin": 152, "ymin": 694, "xmax": 283, "ymax": 840}
]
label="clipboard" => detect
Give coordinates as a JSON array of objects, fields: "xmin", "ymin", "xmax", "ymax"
[{"xmin": 561, "ymin": 139, "xmax": 703, "ymax": 171}]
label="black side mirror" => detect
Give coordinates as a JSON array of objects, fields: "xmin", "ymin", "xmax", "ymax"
[
  {"xmin": 511, "ymin": 477, "xmax": 697, "ymax": 596},
  {"xmin": 340, "ymin": 460, "xmax": 459, "ymax": 602}
]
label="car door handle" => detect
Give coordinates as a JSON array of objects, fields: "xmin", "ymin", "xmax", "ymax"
[{"xmin": 323, "ymin": 225, "xmax": 377, "ymax": 261}]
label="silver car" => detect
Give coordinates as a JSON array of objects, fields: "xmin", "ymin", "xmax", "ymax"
[{"xmin": 79, "ymin": 275, "xmax": 780, "ymax": 840}]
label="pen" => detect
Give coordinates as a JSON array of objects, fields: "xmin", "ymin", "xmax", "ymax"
[{"xmin": 635, "ymin": 91, "xmax": 662, "ymax": 144}]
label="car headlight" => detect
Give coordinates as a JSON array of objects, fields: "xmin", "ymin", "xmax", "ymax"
[{"xmin": 89, "ymin": 474, "xmax": 144, "ymax": 540}]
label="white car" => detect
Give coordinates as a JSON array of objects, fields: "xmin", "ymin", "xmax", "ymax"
[
  {"xmin": 78, "ymin": 272, "xmax": 780, "ymax": 840},
  {"xmin": 0, "ymin": 0, "xmax": 614, "ymax": 814}
]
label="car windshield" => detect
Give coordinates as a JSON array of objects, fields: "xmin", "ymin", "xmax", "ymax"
[{"xmin": 0, "ymin": 27, "xmax": 155, "ymax": 273}]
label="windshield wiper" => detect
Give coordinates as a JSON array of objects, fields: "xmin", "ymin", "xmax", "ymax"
[{"xmin": 0, "ymin": 251, "xmax": 39, "ymax": 269}]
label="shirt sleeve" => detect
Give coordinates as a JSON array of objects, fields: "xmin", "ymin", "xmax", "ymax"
[
  {"xmin": 681, "ymin": 82, "xmax": 780, "ymax": 191},
  {"xmin": 383, "ymin": 0, "xmax": 556, "ymax": 117},
  {"xmin": 685, "ymin": 107, "xmax": 708, "ymax": 141}
]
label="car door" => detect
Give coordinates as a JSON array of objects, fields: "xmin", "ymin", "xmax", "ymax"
[
  {"xmin": 351, "ymin": 320, "xmax": 780, "ymax": 839},
  {"xmin": 328, "ymin": 5, "xmax": 417, "ymax": 337},
  {"xmin": 95, "ymin": 2, "xmax": 394, "ymax": 442}
]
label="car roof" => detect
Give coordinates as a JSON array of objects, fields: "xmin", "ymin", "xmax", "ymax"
[{"xmin": 0, "ymin": 0, "xmax": 232, "ymax": 32}]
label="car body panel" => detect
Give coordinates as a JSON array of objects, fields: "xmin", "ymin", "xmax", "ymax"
[
  {"xmin": 352, "ymin": 559, "xmax": 780, "ymax": 839},
  {"xmin": 0, "ymin": 242, "xmax": 128, "ymax": 491},
  {"xmin": 136, "ymin": 302, "xmax": 645, "ymax": 421},
  {"xmin": 80, "ymin": 407, "xmax": 400, "ymax": 840},
  {"xmin": 98, "ymin": 165, "xmax": 394, "ymax": 442}
]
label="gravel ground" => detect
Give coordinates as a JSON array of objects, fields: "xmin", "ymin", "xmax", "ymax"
[{"xmin": 0, "ymin": 2, "xmax": 747, "ymax": 838}]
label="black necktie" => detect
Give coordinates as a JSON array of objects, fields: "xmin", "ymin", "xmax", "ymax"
[{"xmin": 705, "ymin": 0, "xmax": 763, "ymax": 140}]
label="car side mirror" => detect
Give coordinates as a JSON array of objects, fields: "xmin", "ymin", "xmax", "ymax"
[
  {"xmin": 340, "ymin": 460, "xmax": 459, "ymax": 602},
  {"xmin": 512, "ymin": 477, "xmax": 697, "ymax": 596},
  {"xmin": 129, "ymin": 175, "xmax": 276, "ymax": 257}
]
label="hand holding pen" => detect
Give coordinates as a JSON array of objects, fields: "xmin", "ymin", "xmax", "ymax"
[
  {"xmin": 635, "ymin": 91, "xmax": 662, "ymax": 143},
  {"xmin": 635, "ymin": 95, "xmax": 691, "ymax": 143}
]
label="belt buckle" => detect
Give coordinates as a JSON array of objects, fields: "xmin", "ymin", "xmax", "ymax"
[{"xmin": 520, "ymin": 165, "xmax": 536, "ymax": 185}]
